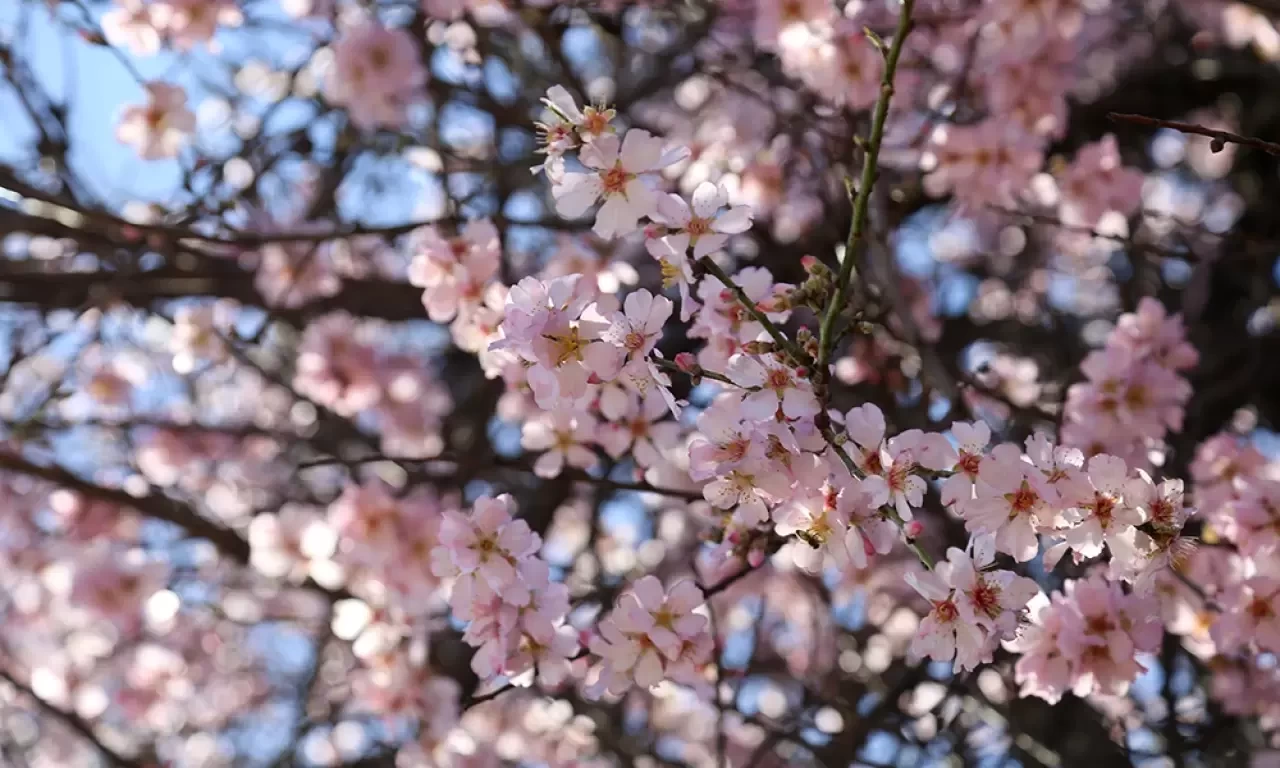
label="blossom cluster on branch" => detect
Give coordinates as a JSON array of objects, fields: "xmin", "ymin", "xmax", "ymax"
[{"xmin": 3, "ymin": 0, "xmax": 1280, "ymax": 766}]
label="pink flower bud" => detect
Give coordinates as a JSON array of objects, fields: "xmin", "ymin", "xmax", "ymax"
[
  {"xmin": 904, "ymin": 520, "xmax": 924, "ymax": 539},
  {"xmin": 801, "ymin": 255, "xmax": 818, "ymax": 271},
  {"xmin": 862, "ymin": 531, "xmax": 877, "ymax": 557},
  {"xmin": 794, "ymin": 366, "xmax": 809, "ymax": 378},
  {"xmin": 747, "ymin": 545, "xmax": 766, "ymax": 568},
  {"xmin": 674, "ymin": 352, "xmax": 698, "ymax": 373}
]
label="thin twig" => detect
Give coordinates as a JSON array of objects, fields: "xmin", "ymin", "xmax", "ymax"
[
  {"xmin": 1108, "ymin": 112, "xmax": 1280, "ymax": 156},
  {"xmin": 697, "ymin": 256, "xmax": 812, "ymax": 367},
  {"xmin": 817, "ymin": 0, "xmax": 917, "ymax": 380}
]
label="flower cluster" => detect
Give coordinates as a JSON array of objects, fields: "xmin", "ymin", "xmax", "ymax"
[
  {"xmin": 326, "ymin": 22, "xmax": 428, "ymax": 131},
  {"xmin": 432, "ymin": 495, "xmax": 578, "ymax": 686},
  {"xmin": 907, "ymin": 536, "xmax": 1040, "ymax": 672},
  {"xmin": 1061, "ymin": 297, "xmax": 1198, "ymax": 465},
  {"xmin": 587, "ymin": 576, "xmax": 713, "ymax": 697},
  {"xmin": 1010, "ymin": 574, "xmax": 1162, "ymax": 702}
]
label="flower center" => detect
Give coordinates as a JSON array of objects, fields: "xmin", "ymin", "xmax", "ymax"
[
  {"xmin": 624, "ymin": 330, "xmax": 647, "ymax": 351},
  {"xmin": 1004, "ymin": 481, "xmax": 1039, "ymax": 516},
  {"xmin": 933, "ymin": 599, "xmax": 959, "ymax": 623},
  {"xmin": 862, "ymin": 449, "xmax": 884, "ymax": 476},
  {"xmin": 780, "ymin": 0, "xmax": 805, "ymax": 21},
  {"xmin": 686, "ymin": 216, "xmax": 712, "ymax": 238},
  {"xmin": 545, "ymin": 326, "xmax": 588, "ymax": 366},
  {"xmin": 969, "ymin": 579, "xmax": 1002, "ymax": 619},
  {"xmin": 1123, "ymin": 383, "xmax": 1149, "ymax": 410},
  {"xmin": 602, "ymin": 163, "xmax": 632, "ymax": 195},
  {"xmin": 1086, "ymin": 615, "xmax": 1115, "ymax": 635},
  {"xmin": 957, "ymin": 452, "xmax": 981, "ymax": 476},
  {"xmin": 766, "ymin": 368, "xmax": 792, "ymax": 391},
  {"xmin": 1091, "ymin": 493, "xmax": 1117, "ymax": 528},
  {"xmin": 581, "ymin": 107, "xmax": 613, "ymax": 137},
  {"xmin": 1248, "ymin": 596, "xmax": 1274, "ymax": 621}
]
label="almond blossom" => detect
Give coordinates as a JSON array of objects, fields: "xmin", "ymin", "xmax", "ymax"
[
  {"xmin": 939, "ymin": 420, "xmax": 991, "ymax": 508},
  {"xmin": 861, "ymin": 430, "xmax": 930, "ymax": 522},
  {"xmin": 947, "ymin": 536, "xmax": 1040, "ymax": 639},
  {"xmin": 587, "ymin": 577, "xmax": 711, "ymax": 697},
  {"xmin": 408, "ymin": 219, "xmax": 503, "ymax": 323},
  {"xmin": 521, "ymin": 409, "xmax": 600, "ymax": 479},
  {"xmin": 116, "ymin": 82, "xmax": 195, "ymax": 160},
  {"xmin": 434, "ymin": 494, "xmax": 541, "ymax": 599},
  {"xmin": 1212, "ymin": 574, "xmax": 1280, "ymax": 654},
  {"xmin": 326, "ymin": 22, "xmax": 428, "ymax": 131},
  {"xmin": 596, "ymin": 391, "xmax": 682, "ymax": 468},
  {"xmin": 649, "ymin": 182, "xmax": 754, "ymax": 260},
  {"xmin": 905, "ymin": 562, "xmax": 988, "ymax": 672},
  {"xmin": 1011, "ymin": 575, "xmax": 1161, "ymax": 702},
  {"xmin": 964, "ymin": 444, "xmax": 1054, "ymax": 562},
  {"xmin": 727, "ymin": 351, "xmax": 820, "ymax": 421},
  {"xmin": 1058, "ymin": 454, "xmax": 1145, "ymax": 561},
  {"xmin": 551, "ymin": 129, "xmax": 688, "ymax": 239},
  {"xmin": 589, "ymin": 289, "xmax": 672, "ymax": 378}
]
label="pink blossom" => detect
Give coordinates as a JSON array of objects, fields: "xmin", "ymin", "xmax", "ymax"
[
  {"xmin": 905, "ymin": 565, "xmax": 988, "ymax": 672},
  {"xmin": 1057, "ymin": 134, "xmax": 1146, "ymax": 228},
  {"xmin": 408, "ymin": 220, "xmax": 502, "ymax": 323},
  {"xmin": 116, "ymin": 82, "xmax": 195, "ymax": 160},
  {"xmin": 1212, "ymin": 575, "xmax": 1280, "ymax": 654},
  {"xmin": 801, "ymin": 20, "xmax": 885, "ymax": 109},
  {"xmin": 70, "ymin": 556, "xmax": 168, "ymax": 637},
  {"xmin": 102, "ymin": 0, "xmax": 162, "ymax": 55},
  {"xmin": 521, "ymin": 409, "xmax": 600, "ymax": 478},
  {"xmin": 702, "ymin": 455, "xmax": 793, "ymax": 527},
  {"xmin": 1011, "ymin": 575, "xmax": 1161, "ymax": 702},
  {"xmin": 255, "ymin": 235, "xmax": 342, "ymax": 308},
  {"xmin": 533, "ymin": 85, "xmax": 616, "ymax": 170},
  {"xmin": 688, "ymin": 395, "xmax": 768, "ymax": 481},
  {"xmin": 963, "ymin": 444, "xmax": 1052, "ymax": 562},
  {"xmin": 1114, "ymin": 297, "xmax": 1200, "ymax": 372},
  {"xmin": 586, "ymin": 577, "xmax": 711, "ymax": 696},
  {"xmin": 753, "ymin": 0, "xmax": 835, "ymax": 50},
  {"xmin": 552, "ymin": 129, "xmax": 688, "ymax": 239},
  {"xmin": 293, "ymin": 312, "xmax": 384, "ymax": 416},
  {"xmin": 861, "ymin": 430, "xmax": 929, "ymax": 522},
  {"xmin": 836, "ymin": 477, "xmax": 897, "ymax": 570},
  {"xmin": 947, "ymin": 536, "xmax": 1040, "ymax": 639},
  {"xmin": 152, "ymin": 0, "xmax": 242, "ymax": 50},
  {"xmin": 649, "ymin": 182, "xmax": 754, "ymax": 260},
  {"xmin": 1058, "ymin": 454, "xmax": 1144, "ymax": 561},
  {"xmin": 326, "ymin": 22, "xmax": 428, "ymax": 131},
  {"xmin": 648, "ymin": 233, "xmax": 700, "ymax": 322},
  {"xmin": 923, "ymin": 120, "xmax": 1043, "ymax": 212},
  {"xmin": 939, "ymin": 421, "xmax": 990, "ymax": 508},
  {"xmin": 1059, "ymin": 576, "xmax": 1162, "ymax": 697},
  {"xmin": 775, "ymin": 484, "xmax": 865, "ymax": 573},
  {"xmin": 435, "ymin": 494, "xmax": 541, "ymax": 601},
  {"xmin": 589, "ymin": 289, "xmax": 673, "ymax": 378},
  {"xmin": 596, "ymin": 392, "xmax": 682, "ymax": 468},
  {"xmin": 328, "ymin": 480, "xmax": 408, "ymax": 569},
  {"xmin": 727, "ymin": 352, "xmax": 820, "ymax": 421},
  {"xmin": 247, "ymin": 503, "xmax": 336, "ymax": 584}
]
